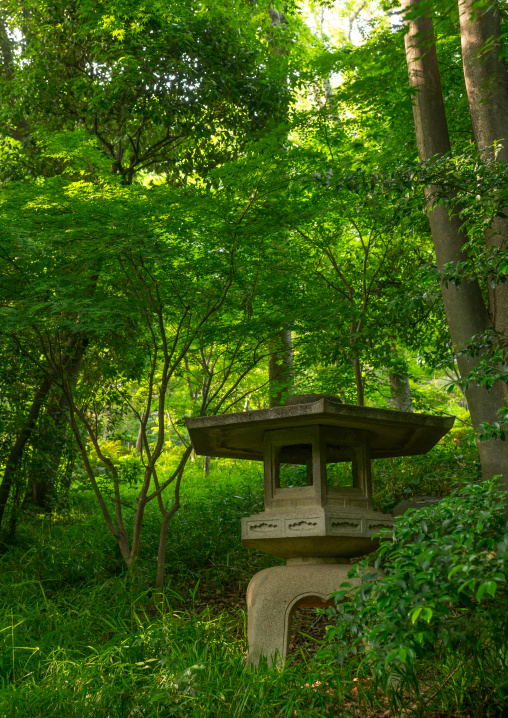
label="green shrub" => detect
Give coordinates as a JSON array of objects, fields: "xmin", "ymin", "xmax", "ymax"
[
  {"xmin": 319, "ymin": 479, "xmax": 508, "ymax": 716},
  {"xmin": 372, "ymin": 435, "xmax": 481, "ymax": 513}
]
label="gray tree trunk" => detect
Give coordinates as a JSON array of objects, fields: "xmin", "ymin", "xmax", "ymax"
[
  {"xmin": 269, "ymin": 330, "xmax": 294, "ymax": 407},
  {"xmin": 352, "ymin": 351, "xmax": 365, "ymax": 406},
  {"xmin": 402, "ymin": 0, "xmax": 508, "ymax": 488},
  {"xmin": 458, "ymin": 0, "xmax": 508, "ymax": 338},
  {"xmin": 266, "ymin": 8, "xmax": 294, "ymax": 410},
  {"xmin": 389, "ymin": 349, "xmax": 414, "ymax": 412},
  {"xmin": 0, "ymin": 15, "xmax": 29, "ymax": 140},
  {"xmin": 389, "ymin": 373, "xmax": 413, "ymax": 412},
  {"xmin": 135, "ymin": 411, "xmax": 146, "ymax": 452}
]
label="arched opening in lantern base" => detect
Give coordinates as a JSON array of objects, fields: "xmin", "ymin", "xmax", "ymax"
[{"xmin": 286, "ymin": 597, "xmax": 333, "ymax": 662}]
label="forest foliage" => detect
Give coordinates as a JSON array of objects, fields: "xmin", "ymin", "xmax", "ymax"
[{"xmin": 1, "ymin": 0, "xmax": 508, "ymax": 716}]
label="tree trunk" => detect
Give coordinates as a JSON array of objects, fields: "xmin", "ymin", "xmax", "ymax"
[
  {"xmin": 458, "ymin": 0, "xmax": 508, "ymax": 338},
  {"xmin": 0, "ymin": 335, "xmax": 87, "ymax": 530},
  {"xmin": 266, "ymin": 7, "xmax": 294, "ymax": 410},
  {"xmin": 0, "ymin": 372, "xmax": 53, "ymax": 530},
  {"xmin": 24, "ymin": 393, "xmax": 66, "ymax": 512},
  {"xmin": 154, "ymin": 455, "xmax": 189, "ymax": 596},
  {"xmin": 458, "ymin": 0, "xmax": 508, "ymax": 164},
  {"xmin": 26, "ymin": 345, "xmax": 85, "ymax": 511},
  {"xmin": 268, "ymin": 329, "xmax": 293, "ymax": 407},
  {"xmin": 402, "ymin": 0, "xmax": 508, "ymax": 487},
  {"xmin": 135, "ymin": 411, "xmax": 145, "ymax": 452},
  {"xmin": 0, "ymin": 15, "xmax": 29, "ymax": 141},
  {"xmin": 389, "ymin": 347, "xmax": 414, "ymax": 412},
  {"xmin": 352, "ymin": 352, "xmax": 365, "ymax": 406},
  {"xmin": 389, "ymin": 372, "xmax": 414, "ymax": 412}
]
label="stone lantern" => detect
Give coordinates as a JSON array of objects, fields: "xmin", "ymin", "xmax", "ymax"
[{"xmin": 186, "ymin": 394, "xmax": 454, "ymax": 666}]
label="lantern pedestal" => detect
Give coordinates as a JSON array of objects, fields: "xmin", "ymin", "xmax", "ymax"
[
  {"xmin": 242, "ymin": 506, "xmax": 394, "ymax": 559},
  {"xmin": 245, "ymin": 560, "xmax": 362, "ymax": 667}
]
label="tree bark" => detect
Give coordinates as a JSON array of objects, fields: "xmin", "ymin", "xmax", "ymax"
[
  {"xmin": 389, "ymin": 348, "xmax": 414, "ymax": 412},
  {"xmin": 402, "ymin": 0, "xmax": 508, "ymax": 487},
  {"xmin": 389, "ymin": 372, "xmax": 414, "ymax": 412},
  {"xmin": 268, "ymin": 329, "xmax": 294, "ymax": 407},
  {"xmin": 458, "ymin": 0, "xmax": 508, "ymax": 164},
  {"xmin": 0, "ymin": 373, "xmax": 53, "ymax": 529},
  {"xmin": 24, "ymin": 391, "xmax": 66, "ymax": 511},
  {"xmin": 135, "ymin": 411, "xmax": 146, "ymax": 452},
  {"xmin": 0, "ymin": 15, "xmax": 29, "ymax": 140},
  {"xmin": 26, "ymin": 344, "xmax": 85, "ymax": 511},
  {"xmin": 266, "ymin": 7, "xmax": 294, "ymax": 410},
  {"xmin": 0, "ymin": 335, "xmax": 87, "ymax": 530},
  {"xmin": 352, "ymin": 351, "xmax": 365, "ymax": 406},
  {"xmin": 458, "ymin": 0, "xmax": 508, "ymax": 338},
  {"xmin": 153, "ymin": 451, "xmax": 190, "ymax": 595}
]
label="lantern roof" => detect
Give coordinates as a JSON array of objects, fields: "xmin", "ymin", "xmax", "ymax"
[{"xmin": 185, "ymin": 394, "xmax": 454, "ymax": 462}]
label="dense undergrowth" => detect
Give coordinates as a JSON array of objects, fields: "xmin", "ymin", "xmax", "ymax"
[
  {"xmin": 321, "ymin": 480, "xmax": 508, "ymax": 717},
  {"xmin": 1, "ymin": 439, "xmax": 505, "ymax": 717}
]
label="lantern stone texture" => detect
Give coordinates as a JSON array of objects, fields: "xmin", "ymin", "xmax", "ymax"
[{"xmin": 186, "ymin": 394, "xmax": 454, "ymax": 666}]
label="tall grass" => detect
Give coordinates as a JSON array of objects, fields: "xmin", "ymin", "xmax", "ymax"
[{"xmin": 0, "ymin": 460, "xmax": 337, "ymax": 717}]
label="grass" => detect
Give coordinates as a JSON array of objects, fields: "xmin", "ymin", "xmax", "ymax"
[
  {"xmin": 0, "ymin": 460, "xmax": 333, "ymax": 717},
  {"xmin": 0, "ymin": 445, "xmax": 488, "ymax": 717}
]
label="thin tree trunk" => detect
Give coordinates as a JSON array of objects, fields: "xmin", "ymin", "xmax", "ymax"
[
  {"xmin": 266, "ymin": 7, "xmax": 294, "ymax": 411},
  {"xmin": 402, "ymin": 0, "xmax": 508, "ymax": 487},
  {"xmin": 0, "ymin": 373, "xmax": 53, "ymax": 529},
  {"xmin": 135, "ymin": 411, "xmax": 146, "ymax": 452},
  {"xmin": 349, "ymin": 317, "xmax": 365, "ymax": 406},
  {"xmin": 154, "ymin": 454, "xmax": 189, "ymax": 595},
  {"xmin": 7, "ymin": 475, "xmax": 23, "ymax": 540},
  {"xmin": 389, "ymin": 347, "xmax": 414, "ymax": 412},
  {"xmin": 26, "ymin": 345, "xmax": 85, "ymax": 510},
  {"xmin": 352, "ymin": 352, "xmax": 365, "ymax": 406},
  {"xmin": 67, "ymin": 402, "xmax": 132, "ymax": 562},
  {"xmin": 389, "ymin": 372, "xmax": 414, "ymax": 412},
  {"xmin": 458, "ymin": 0, "xmax": 508, "ymax": 338},
  {"xmin": 389, "ymin": 373, "xmax": 414, "ymax": 412},
  {"xmin": 0, "ymin": 15, "xmax": 29, "ymax": 141},
  {"xmin": 268, "ymin": 329, "xmax": 293, "ymax": 407},
  {"xmin": 348, "ymin": 1, "xmax": 368, "ymax": 43},
  {"xmin": 23, "ymin": 392, "xmax": 64, "ymax": 512}
]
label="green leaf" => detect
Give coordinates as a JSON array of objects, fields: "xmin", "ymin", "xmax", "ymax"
[
  {"xmin": 385, "ymin": 649, "xmax": 399, "ymax": 665},
  {"xmin": 448, "ymin": 564, "xmax": 466, "ymax": 579},
  {"xmin": 421, "ymin": 607, "xmax": 433, "ymax": 622},
  {"xmin": 476, "ymin": 580, "xmax": 497, "ymax": 600},
  {"xmin": 410, "ymin": 606, "xmax": 423, "ymax": 623}
]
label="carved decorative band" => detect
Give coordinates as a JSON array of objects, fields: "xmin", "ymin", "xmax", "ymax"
[
  {"xmin": 248, "ymin": 522, "xmax": 279, "ymax": 532},
  {"xmin": 287, "ymin": 520, "xmax": 318, "ymax": 531}
]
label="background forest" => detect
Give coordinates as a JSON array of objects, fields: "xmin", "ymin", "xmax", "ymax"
[{"xmin": 1, "ymin": 0, "xmax": 508, "ymax": 716}]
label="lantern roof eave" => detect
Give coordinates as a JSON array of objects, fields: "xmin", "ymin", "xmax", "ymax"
[{"xmin": 185, "ymin": 397, "xmax": 455, "ymax": 462}]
